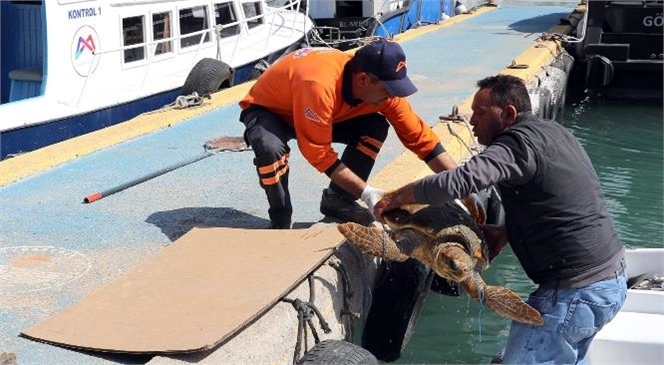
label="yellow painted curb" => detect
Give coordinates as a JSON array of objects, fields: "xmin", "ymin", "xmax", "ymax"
[{"xmin": 0, "ymin": 83, "xmax": 252, "ymax": 187}]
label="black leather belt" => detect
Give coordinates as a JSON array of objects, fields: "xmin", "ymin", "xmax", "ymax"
[
  {"xmin": 539, "ymin": 258, "xmax": 626, "ymax": 290},
  {"xmin": 599, "ymin": 258, "xmax": 626, "ymax": 282}
]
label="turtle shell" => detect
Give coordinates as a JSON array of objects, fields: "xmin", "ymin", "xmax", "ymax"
[{"xmin": 384, "ymin": 202, "xmax": 490, "ymax": 269}]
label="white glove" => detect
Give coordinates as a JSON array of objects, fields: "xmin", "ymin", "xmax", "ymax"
[{"xmin": 361, "ymin": 185, "xmax": 386, "ymax": 211}]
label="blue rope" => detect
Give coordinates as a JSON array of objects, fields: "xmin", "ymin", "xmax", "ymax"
[{"xmin": 478, "ymin": 287, "xmax": 486, "ymax": 342}]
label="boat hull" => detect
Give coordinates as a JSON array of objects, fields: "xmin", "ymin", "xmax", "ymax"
[
  {"xmin": 0, "ymin": 45, "xmax": 301, "ymax": 160},
  {"xmin": 574, "ymin": 0, "xmax": 663, "ymax": 99},
  {"xmin": 0, "ymin": 0, "xmax": 313, "ymax": 160},
  {"xmin": 587, "ymin": 248, "xmax": 664, "ymax": 365}
]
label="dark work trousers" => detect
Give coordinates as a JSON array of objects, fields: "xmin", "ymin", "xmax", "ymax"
[{"xmin": 240, "ymin": 106, "xmax": 389, "ymax": 226}]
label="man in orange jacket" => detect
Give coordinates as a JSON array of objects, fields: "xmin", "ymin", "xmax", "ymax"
[{"xmin": 239, "ymin": 38, "xmax": 456, "ymax": 229}]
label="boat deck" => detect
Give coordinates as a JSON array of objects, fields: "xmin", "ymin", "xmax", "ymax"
[{"xmin": 0, "ymin": 3, "xmax": 579, "ymax": 364}]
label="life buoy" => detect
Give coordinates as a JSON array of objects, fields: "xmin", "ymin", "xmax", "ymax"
[
  {"xmin": 181, "ymin": 58, "xmax": 231, "ymax": 96},
  {"xmin": 298, "ymin": 340, "xmax": 377, "ymax": 364},
  {"xmin": 361, "ymin": 258, "xmax": 434, "ymax": 362}
]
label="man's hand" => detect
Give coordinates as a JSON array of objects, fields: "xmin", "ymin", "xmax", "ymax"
[
  {"xmin": 360, "ymin": 185, "xmax": 386, "ymax": 211},
  {"xmin": 373, "ymin": 184, "xmax": 417, "ymax": 222},
  {"xmin": 459, "ymin": 193, "xmax": 487, "ymax": 225}
]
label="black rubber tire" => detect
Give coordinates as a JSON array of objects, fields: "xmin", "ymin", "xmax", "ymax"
[
  {"xmin": 181, "ymin": 58, "xmax": 231, "ymax": 96},
  {"xmin": 298, "ymin": 340, "xmax": 378, "ymax": 365},
  {"xmin": 361, "ymin": 258, "xmax": 433, "ymax": 362}
]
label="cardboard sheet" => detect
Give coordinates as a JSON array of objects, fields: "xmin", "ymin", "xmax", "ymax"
[{"xmin": 21, "ymin": 226, "xmax": 343, "ymax": 353}]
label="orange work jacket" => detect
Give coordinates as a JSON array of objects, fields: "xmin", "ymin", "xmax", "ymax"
[{"xmin": 239, "ymin": 48, "xmax": 441, "ymax": 173}]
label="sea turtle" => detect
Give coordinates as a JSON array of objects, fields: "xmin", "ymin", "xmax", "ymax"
[{"xmin": 337, "ymin": 202, "xmax": 544, "ymax": 326}]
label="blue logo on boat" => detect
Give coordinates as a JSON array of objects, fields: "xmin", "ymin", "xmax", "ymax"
[
  {"xmin": 71, "ymin": 26, "xmax": 100, "ymax": 77},
  {"xmin": 75, "ymin": 35, "xmax": 96, "ymax": 59}
]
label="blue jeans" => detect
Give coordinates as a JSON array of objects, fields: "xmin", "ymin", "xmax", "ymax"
[{"xmin": 502, "ymin": 262, "xmax": 627, "ymax": 365}]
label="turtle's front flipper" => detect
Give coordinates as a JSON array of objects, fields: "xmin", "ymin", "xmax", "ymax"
[
  {"xmin": 461, "ymin": 276, "xmax": 544, "ymax": 326},
  {"xmin": 338, "ymin": 223, "xmax": 409, "ymax": 261}
]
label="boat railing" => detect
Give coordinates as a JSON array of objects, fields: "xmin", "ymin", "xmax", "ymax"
[
  {"xmin": 309, "ymin": 26, "xmax": 343, "ymax": 44},
  {"xmin": 376, "ymin": 0, "xmax": 408, "ymax": 18},
  {"xmin": 76, "ymin": 0, "xmax": 309, "ymax": 107}
]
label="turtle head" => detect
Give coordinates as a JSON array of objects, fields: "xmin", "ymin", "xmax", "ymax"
[{"xmin": 431, "ymin": 243, "xmax": 474, "ymax": 282}]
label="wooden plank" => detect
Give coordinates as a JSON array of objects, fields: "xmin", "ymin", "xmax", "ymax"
[{"xmin": 21, "ymin": 226, "xmax": 343, "ymax": 354}]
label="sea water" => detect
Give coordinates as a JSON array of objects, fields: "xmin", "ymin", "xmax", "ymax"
[{"xmin": 396, "ymin": 83, "xmax": 664, "ymax": 364}]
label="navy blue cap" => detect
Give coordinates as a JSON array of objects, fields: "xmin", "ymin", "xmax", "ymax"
[{"xmin": 354, "ymin": 38, "xmax": 417, "ymax": 97}]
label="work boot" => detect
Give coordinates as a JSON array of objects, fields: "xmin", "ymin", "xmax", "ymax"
[{"xmin": 319, "ymin": 188, "xmax": 374, "ymax": 226}]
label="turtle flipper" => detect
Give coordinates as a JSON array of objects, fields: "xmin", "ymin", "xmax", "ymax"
[
  {"xmin": 461, "ymin": 278, "xmax": 544, "ymax": 326},
  {"xmin": 338, "ymin": 223, "xmax": 409, "ymax": 261}
]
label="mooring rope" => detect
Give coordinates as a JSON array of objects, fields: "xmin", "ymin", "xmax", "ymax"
[
  {"xmin": 440, "ymin": 106, "xmax": 482, "ymax": 160},
  {"xmin": 281, "ymin": 275, "xmax": 331, "ymax": 365},
  {"xmin": 163, "ymin": 92, "xmax": 210, "ymax": 110},
  {"xmin": 328, "ymin": 258, "xmax": 359, "ymax": 342},
  {"xmin": 380, "ymin": 226, "xmax": 389, "ymax": 261}
]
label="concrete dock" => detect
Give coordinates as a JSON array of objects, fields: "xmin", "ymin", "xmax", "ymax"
[{"xmin": 0, "ymin": 2, "xmax": 580, "ymax": 364}]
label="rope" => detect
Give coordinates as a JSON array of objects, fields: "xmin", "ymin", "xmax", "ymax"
[
  {"xmin": 162, "ymin": 92, "xmax": 210, "ymax": 110},
  {"xmin": 440, "ymin": 105, "xmax": 482, "ymax": 161},
  {"xmin": 537, "ymin": 7, "xmax": 589, "ymax": 45},
  {"xmin": 282, "ymin": 275, "xmax": 331, "ymax": 365},
  {"xmin": 328, "ymin": 258, "xmax": 359, "ymax": 342},
  {"xmin": 477, "ymin": 286, "xmax": 486, "ymax": 342},
  {"xmin": 380, "ymin": 223, "xmax": 390, "ymax": 261},
  {"xmin": 214, "ymin": 24, "xmax": 223, "ymax": 60}
]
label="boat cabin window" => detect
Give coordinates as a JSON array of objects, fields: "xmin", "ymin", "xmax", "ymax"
[
  {"xmin": 179, "ymin": 6, "xmax": 211, "ymax": 48},
  {"xmin": 214, "ymin": 2, "xmax": 240, "ymax": 37},
  {"xmin": 153, "ymin": 12, "xmax": 173, "ymax": 55},
  {"xmin": 123, "ymin": 16, "xmax": 146, "ymax": 63},
  {"xmin": 242, "ymin": 1, "xmax": 264, "ymax": 29}
]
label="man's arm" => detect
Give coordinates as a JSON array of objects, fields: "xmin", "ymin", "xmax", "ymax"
[
  {"xmin": 328, "ymin": 163, "xmax": 366, "ymax": 198},
  {"xmin": 374, "ymin": 138, "xmax": 535, "ymax": 221},
  {"xmin": 427, "ymin": 151, "xmax": 457, "ymax": 172},
  {"xmin": 328, "ymin": 163, "xmax": 386, "ymax": 210}
]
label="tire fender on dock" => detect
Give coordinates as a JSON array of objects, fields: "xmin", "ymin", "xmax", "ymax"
[
  {"xmin": 181, "ymin": 58, "xmax": 231, "ymax": 96},
  {"xmin": 298, "ymin": 340, "xmax": 378, "ymax": 364},
  {"xmin": 361, "ymin": 258, "xmax": 434, "ymax": 362}
]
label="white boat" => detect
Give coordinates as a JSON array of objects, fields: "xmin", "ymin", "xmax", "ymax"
[
  {"xmin": 0, "ymin": 0, "xmax": 313, "ymax": 159},
  {"xmin": 587, "ymin": 247, "xmax": 664, "ymax": 365},
  {"xmin": 308, "ymin": 0, "xmax": 493, "ymax": 49}
]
